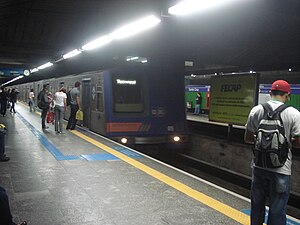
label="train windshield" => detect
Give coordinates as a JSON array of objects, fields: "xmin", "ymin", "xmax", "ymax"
[{"xmin": 112, "ymin": 75, "xmax": 144, "ymax": 113}]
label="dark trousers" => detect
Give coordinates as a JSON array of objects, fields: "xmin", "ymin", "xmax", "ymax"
[
  {"xmin": 0, "ymin": 101, "xmax": 7, "ymax": 116},
  {"xmin": 66, "ymin": 104, "xmax": 79, "ymax": 130},
  {"xmin": 0, "ymin": 130, "xmax": 5, "ymax": 157},
  {"xmin": 9, "ymin": 101, "xmax": 16, "ymax": 113},
  {"xmin": 0, "ymin": 186, "xmax": 14, "ymax": 225},
  {"xmin": 41, "ymin": 109, "xmax": 48, "ymax": 128}
]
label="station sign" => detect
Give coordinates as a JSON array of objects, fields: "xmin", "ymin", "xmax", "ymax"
[
  {"xmin": 209, "ymin": 73, "xmax": 259, "ymax": 126},
  {"xmin": 0, "ymin": 68, "xmax": 25, "ymax": 76}
]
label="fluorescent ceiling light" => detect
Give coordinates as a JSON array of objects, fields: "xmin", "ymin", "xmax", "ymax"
[
  {"xmin": 109, "ymin": 15, "xmax": 161, "ymax": 40},
  {"xmin": 63, "ymin": 49, "xmax": 82, "ymax": 59},
  {"xmin": 82, "ymin": 35, "xmax": 112, "ymax": 51},
  {"xmin": 30, "ymin": 68, "xmax": 39, "ymax": 73},
  {"xmin": 126, "ymin": 56, "xmax": 139, "ymax": 61},
  {"xmin": 168, "ymin": 0, "xmax": 236, "ymax": 15},
  {"xmin": 37, "ymin": 62, "xmax": 53, "ymax": 70},
  {"xmin": 2, "ymin": 75, "xmax": 24, "ymax": 86}
]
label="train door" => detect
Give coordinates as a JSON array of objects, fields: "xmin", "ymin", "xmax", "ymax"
[
  {"xmin": 81, "ymin": 79, "xmax": 91, "ymax": 128},
  {"xmin": 90, "ymin": 74, "xmax": 106, "ymax": 135}
]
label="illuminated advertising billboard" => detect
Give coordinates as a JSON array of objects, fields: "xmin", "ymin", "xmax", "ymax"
[{"xmin": 209, "ymin": 74, "xmax": 259, "ymax": 126}]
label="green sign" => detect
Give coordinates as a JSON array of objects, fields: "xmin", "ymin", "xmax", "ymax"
[{"xmin": 209, "ymin": 74, "xmax": 259, "ymax": 126}]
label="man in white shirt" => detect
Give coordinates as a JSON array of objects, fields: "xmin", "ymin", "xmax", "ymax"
[{"xmin": 244, "ymin": 80, "xmax": 300, "ymax": 225}]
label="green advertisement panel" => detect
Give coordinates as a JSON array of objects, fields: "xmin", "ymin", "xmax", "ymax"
[{"xmin": 209, "ymin": 74, "xmax": 259, "ymax": 126}]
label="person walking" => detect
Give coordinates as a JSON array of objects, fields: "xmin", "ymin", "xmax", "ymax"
[
  {"xmin": 0, "ymin": 186, "xmax": 27, "ymax": 225},
  {"xmin": 193, "ymin": 92, "xmax": 202, "ymax": 115},
  {"xmin": 28, "ymin": 88, "xmax": 35, "ymax": 112},
  {"xmin": 9, "ymin": 89, "xmax": 17, "ymax": 113},
  {"xmin": 244, "ymin": 80, "xmax": 300, "ymax": 225},
  {"xmin": 66, "ymin": 81, "xmax": 81, "ymax": 130},
  {"xmin": 37, "ymin": 84, "xmax": 50, "ymax": 129},
  {"xmin": 54, "ymin": 88, "xmax": 67, "ymax": 134}
]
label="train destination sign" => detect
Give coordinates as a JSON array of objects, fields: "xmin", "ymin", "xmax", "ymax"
[{"xmin": 209, "ymin": 73, "xmax": 259, "ymax": 126}]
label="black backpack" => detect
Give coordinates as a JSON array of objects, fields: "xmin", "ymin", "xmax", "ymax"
[
  {"xmin": 37, "ymin": 90, "xmax": 48, "ymax": 109},
  {"xmin": 253, "ymin": 103, "xmax": 290, "ymax": 168}
]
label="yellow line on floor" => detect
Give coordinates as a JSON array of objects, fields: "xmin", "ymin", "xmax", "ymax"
[{"xmin": 71, "ymin": 130, "xmax": 251, "ymax": 225}]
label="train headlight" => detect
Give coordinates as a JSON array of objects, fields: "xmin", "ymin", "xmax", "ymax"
[
  {"xmin": 173, "ymin": 136, "xmax": 181, "ymax": 142},
  {"xmin": 121, "ymin": 138, "xmax": 128, "ymax": 144}
]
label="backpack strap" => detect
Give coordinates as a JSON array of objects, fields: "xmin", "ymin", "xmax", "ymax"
[
  {"xmin": 261, "ymin": 103, "xmax": 273, "ymax": 119},
  {"xmin": 274, "ymin": 103, "xmax": 290, "ymax": 114},
  {"xmin": 261, "ymin": 103, "xmax": 290, "ymax": 119}
]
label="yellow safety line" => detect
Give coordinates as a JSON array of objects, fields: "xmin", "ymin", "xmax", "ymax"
[{"xmin": 71, "ymin": 130, "xmax": 251, "ymax": 225}]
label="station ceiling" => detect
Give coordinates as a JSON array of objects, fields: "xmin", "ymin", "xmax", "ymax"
[{"xmin": 0, "ymin": 0, "xmax": 299, "ymax": 84}]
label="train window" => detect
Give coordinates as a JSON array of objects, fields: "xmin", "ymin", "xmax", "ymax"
[
  {"xmin": 97, "ymin": 92, "xmax": 104, "ymax": 112},
  {"xmin": 112, "ymin": 76, "xmax": 143, "ymax": 113}
]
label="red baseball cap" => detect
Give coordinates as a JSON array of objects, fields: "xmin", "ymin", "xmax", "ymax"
[{"xmin": 271, "ymin": 80, "xmax": 291, "ymax": 93}]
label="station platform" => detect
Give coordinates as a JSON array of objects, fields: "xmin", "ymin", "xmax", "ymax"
[{"xmin": 0, "ymin": 103, "xmax": 299, "ymax": 225}]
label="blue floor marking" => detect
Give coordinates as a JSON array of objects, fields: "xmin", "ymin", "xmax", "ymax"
[
  {"xmin": 17, "ymin": 113, "xmax": 80, "ymax": 161},
  {"xmin": 81, "ymin": 153, "xmax": 119, "ymax": 161},
  {"xmin": 113, "ymin": 146, "xmax": 143, "ymax": 158},
  {"xmin": 241, "ymin": 209, "xmax": 300, "ymax": 225},
  {"xmin": 16, "ymin": 113, "xmax": 143, "ymax": 162}
]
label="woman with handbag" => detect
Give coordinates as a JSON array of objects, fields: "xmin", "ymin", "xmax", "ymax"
[{"xmin": 53, "ymin": 88, "xmax": 67, "ymax": 134}]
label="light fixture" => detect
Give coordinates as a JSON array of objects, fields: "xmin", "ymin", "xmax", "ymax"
[
  {"xmin": 37, "ymin": 62, "xmax": 53, "ymax": 70},
  {"xmin": 82, "ymin": 35, "xmax": 113, "ymax": 51},
  {"xmin": 121, "ymin": 138, "xmax": 128, "ymax": 144},
  {"xmin": 173, "ymin": 136, "xmax": 181, "ymax": 142},
  {"xmin": 63, "ymin": 49, "xmax": 82, "ymax": 59},
  {"xmin": 289, "ymin": 68, "xmax": 292, "ymax": 72},
  {"xmin": 30, "ymin": 68, "xmax": 39, "ymax": 73},
  {"xmin": 126, "ymin": 56, "xmax": 139, "ymax": 61},
  {"xmin": 168, "ymin": 0, "xmax": 236, "ymax": 16},
  {"xmin": 2, "ymin": 75, "xmax": 24, "ymax": 86},
  {"xmin": 109, "ymin": 15, "xmax": 161, "ymax": 40}
]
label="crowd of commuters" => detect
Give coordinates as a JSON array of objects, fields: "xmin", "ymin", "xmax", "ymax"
[{"xmin": 35, "ymin": 82, "xmax": 81, "ymax": 132}]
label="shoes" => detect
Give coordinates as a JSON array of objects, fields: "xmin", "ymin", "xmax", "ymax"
[
  {"xmin": 0, "ymin": 155, "xmax": 10, "ymax": 162},
  {"xmin": 42, "ymin": 126, "xmax": 49, "ymax": 129}
]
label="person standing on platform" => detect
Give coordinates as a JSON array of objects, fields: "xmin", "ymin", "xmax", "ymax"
[
  {"xmin": 66, "ymin": 81, "xmax": 81, "ymax": 130},
  {"xmin": 0, "ymin": 87, "xmax": 8, "ymax": 116},
  {"xmin": 0, "ymin": 186, "xmax": 27, "ymax": 225},
  {"xmin": 9, "ymin": 89, "xmax": 17, "ymax": 113},
  {"xmin": 244, "ymin": 80, "xmax": 300, "ymax": 225},
  {"xmin": 54, "ymin": 87, "xmax": 67, "ymax": 134},
  {"xmin": 193, "ymin": 92, "xmax": 202, "ymax": 115},
  {"xmin": 0, "ymin": 124, "xmax": 9, "ymax": 162},
  {"xmin": 28, "ymin": 88, "xmax": 35, "ymax": 112},
  {"xmin": 38, "ymin": 84, "xmax": 50, "ymax": 130}
]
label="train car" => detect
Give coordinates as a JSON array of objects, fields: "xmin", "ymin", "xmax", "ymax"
[{"xmin": 15, "ymin": 64, "xmax": 188, "ymax": 148}]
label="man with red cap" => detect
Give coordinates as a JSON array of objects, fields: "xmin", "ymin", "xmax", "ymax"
[{"xmin": 244, "ymin": 80, "xmax": 300, "ymax": 225}]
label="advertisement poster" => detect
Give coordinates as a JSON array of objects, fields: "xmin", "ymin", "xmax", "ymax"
[{"xmin": 209, "ymin": 74, "xmax": 259, "ymax": 126}]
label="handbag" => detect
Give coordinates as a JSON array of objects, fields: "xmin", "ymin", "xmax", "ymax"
[
  {"xmin": 46, "ymin": 111, "xmax": 54, "ymax": 123},
  {"xmin": 76, "ymin": 110, "xmax": 83, "ymax": 121}
]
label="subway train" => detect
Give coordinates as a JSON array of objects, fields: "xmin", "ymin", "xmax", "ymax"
[
  {"xmin": 14, "ymin": 64, "xmax": 188, "ymax": 148},
  {"xmin": 185, "ymin": 72, "xmax": 300, "ymax": 114}
]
